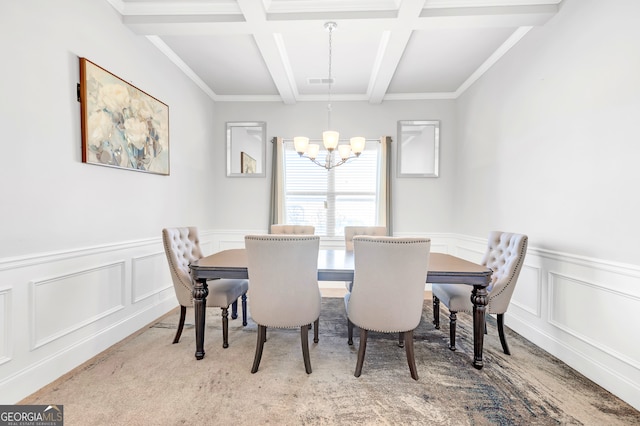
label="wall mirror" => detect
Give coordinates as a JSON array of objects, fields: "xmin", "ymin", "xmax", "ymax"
[
  {"xmin": 397, "ymin": 120, "xmax": 440, "ymax": 178},
  {"xmin": 226, "ymin": 121, "xmax": 266, "ymax": 177}
]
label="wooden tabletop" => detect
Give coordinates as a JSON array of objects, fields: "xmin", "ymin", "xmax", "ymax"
[{"xmin": 192, "ymin": 249, "xmax": 492, "ymax": 286}]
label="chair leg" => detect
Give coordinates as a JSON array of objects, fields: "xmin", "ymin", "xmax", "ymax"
[
  {"xmin": 497, "ymin": 314, "xmax": 511, "ymax": 355},
  {"xmin": 433, "ymin": 296, "xmax": 440, "ymax": 329},
  {"xmin": 251, "ymin": 325, "xmax": 267, "ymax": 373},
  {"xmin": 221, "ymin": 307, "xmax": 230, "ymax": 348},
  {"xmin": 231, "ymin": 299, "xmax": 238, "ymax": 319},
  {"xmin": 398, "ymin": 332, "xmax": 404, "ymax": 348},
  {"xmin": 404, "ymin": 330, "xmax": 418, "ymax": 380},
  {"xmin": 354, "ymin": 328, "xmax": 368, "ymax": 377},
  {"xmin": 449, "ymin": 311, "xmax": 457, "ymax": 351},
  {"xmin": 313, "ymin": 318, "xmax": 319, "ymax": 343},
  {"xmin": 241, "ymin": 293, "xmax": 248, "ymax": 326},
  {"xmin": 347, "ymin": 318, "xmax": 354, "ymax": 345},
  {"xmin": 172, "ymin": 306, "xmax": 186, "ymax": 344},
  {"xmin": 301, "ymin": 325, "xmax": 312, "ymax": 374}
]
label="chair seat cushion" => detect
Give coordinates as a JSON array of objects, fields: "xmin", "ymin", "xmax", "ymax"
[
  {"xmin": 432, "ymin": 283, "xmax": 474, "ymax": 313},
  {"xmin": 206, "ymin": 279, "xmax": 249, "ymax": 307}
]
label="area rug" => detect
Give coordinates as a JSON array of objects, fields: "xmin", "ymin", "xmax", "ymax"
[{"xmin": 22, "ymin": 298, "xmax": 639, "ymax": 425}]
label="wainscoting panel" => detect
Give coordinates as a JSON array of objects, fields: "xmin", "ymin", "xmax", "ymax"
[
  {"xmin": 0, "ymin": 237, "xmax": 177, "ymax": 404},
  {"xmin": 132, "ymin": 252, "xmax": 172, "ymax": 304},
  {"xmin": 549, "ymin": 272, "xmax": 640, "ymax": 370},
  {"xmin": 511, "ymin": 264, "xmax": 542, "ymax": 317},
  {"xmin": 490, "ymin": 243, "xmax": 640, "ymax": 412},
  {"xmin": 31, "ymin": 262, "xmax": 126, "ymax": 350},
  {"xmin": 454, "ymin": 244, "xmax": 485, "ymax": 263},
  {"xmin": 0, "ymin": 288, "xmax": 10, "ymax": 365},
  {"xmin": 429, "ymin": 242, "xmax": 449, "ymax": 254}
]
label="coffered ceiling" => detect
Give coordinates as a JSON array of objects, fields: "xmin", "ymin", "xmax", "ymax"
[{"xmin": 107, "ymin": 0, "xmax": 562, "ymax": 104}]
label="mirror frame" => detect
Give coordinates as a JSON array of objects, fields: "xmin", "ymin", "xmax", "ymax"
[
  {"xmin": 397, "ymin": 120, "xmax": 440, "ymax": 178},
  {"xmin": 226, "ymin": 121, "xmax": 266, "ymax": 177}
]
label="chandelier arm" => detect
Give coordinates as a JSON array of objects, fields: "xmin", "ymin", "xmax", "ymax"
[{"xmin": 303, "ymin": 153, "xmax": 355, "ymax": 170}]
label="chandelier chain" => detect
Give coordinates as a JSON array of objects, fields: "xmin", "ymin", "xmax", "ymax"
[
  {"xmin": 292, "ymin": 21, "xmax": 364, "ymax": 171},
  {"xmin": 327, "ymin": 22, "xmax": 334, "ymax": 129}
]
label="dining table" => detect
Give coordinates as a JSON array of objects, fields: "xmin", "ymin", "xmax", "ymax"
[{"xmin": 189, "ymin": 249, "xmax": 493, "ymax": 369}]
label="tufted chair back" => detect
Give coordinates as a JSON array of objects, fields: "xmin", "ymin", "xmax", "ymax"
[
  {"xmin": 162, "ymin": 227, "xmax": 203, "ymax": 306},
  {"xmin": 270, "ymin": 224, "xmax": 315, "ymax": 235},
  {"xmin": 344, "ymin": 226, "xmax": 387, "ymax": 251},
  {"xmin": 481, "ymin": 231, "xmax": 528, "ymax": 314},
  {"xmin": 431, "ymin": 230, "xmax": 528, "ymax": 355}
]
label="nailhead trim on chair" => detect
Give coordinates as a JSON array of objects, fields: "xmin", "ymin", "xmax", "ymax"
[
  {"xmin": 352, "ymin": 236, "xmax": 431, "ymax": 245},
  {"xmin": 483, "ymin": 233, "xmax": 528, "ymax": 310},
  {"xmin": 162, "ymin": 227, "xmax": 201, "ymax": 304},
  {"xmin": 246, "ymin": 235, "xmax": 319, "ymax": 242}
]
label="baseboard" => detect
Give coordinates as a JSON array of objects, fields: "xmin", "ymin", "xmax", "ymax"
[
  {"xmin": 506, "ymin": 312, "xmax": 640, "ymax": 411},
  {"xmin": 1, "ymin": 297, "xmax": 176, "ymax": 404}
]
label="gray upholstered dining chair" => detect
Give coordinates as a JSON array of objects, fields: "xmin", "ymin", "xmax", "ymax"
[
  {"xmin": 270, "ymin": 224, "xmax": 315, "ymax": 235},
  {"xmin": 244, "ymin": 234, "xmax": 321, "ymax": 374},
  {"xmin": 432, "ymin": 231, "xmax": 528, "ymax": 355},
  {"xmin": 344, "ymin": 236, "xmax": 431, "ymax": 380},
  {"xmin": 162, "ymin": 227, "xmax": 249, "ymax": 348}
]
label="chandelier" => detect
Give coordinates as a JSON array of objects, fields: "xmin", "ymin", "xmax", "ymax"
[{"xmin": 293, "ymin": 22, "xmax": 365, "ymax": 170}]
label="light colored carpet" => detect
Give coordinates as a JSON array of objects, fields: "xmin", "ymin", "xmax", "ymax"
[{"xmin": 22, "ymin": 296, "xmax": 640, "ymax": 425}]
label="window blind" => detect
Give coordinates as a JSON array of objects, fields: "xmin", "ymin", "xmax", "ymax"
[{"xmin": 282, "ymin": 139, "xmax": 381, "ymax": 237}]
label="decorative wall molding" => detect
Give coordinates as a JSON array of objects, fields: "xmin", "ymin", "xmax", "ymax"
[
  {"xmin": 0, "ymin": 231, "xmax": 638, "ymax": 410},
  {"xmin": 548, "ymin": 271, "xmax": 640, "ymax": 371},
  {"xmin": 0, "ymin": 288, "xmax": 11, "ymax": 366},
  {"xmin": 0, "ymin": 236, "xmax": 177, "ymax": 404},
  {"xmin": 30, "ymin": 261, "xmax": 126, "ymax": 350},
  {"xmin": 132, "ymin": 251, "xmax": 173, "ymax": 304},
  {"xmin": 510, "ymin": 264, "xmax": 542, "ymax": 317},
  {"xmin": 0, "ymin": 237, "xmax": 159, "ymax": 272}
]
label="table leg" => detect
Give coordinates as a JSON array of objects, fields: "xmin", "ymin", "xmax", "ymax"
[
  {"xmin": 471, "ymin": 285, "xmax": 488, "ymax": 370},
  {"xmin": 193, "ymin": 278, "xmax": 208, "ymax": 360}
]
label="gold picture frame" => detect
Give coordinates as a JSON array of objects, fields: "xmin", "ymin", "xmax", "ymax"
[{"xmin": 79, "ymin": 58, "xmax": 170, "ymax": 175}]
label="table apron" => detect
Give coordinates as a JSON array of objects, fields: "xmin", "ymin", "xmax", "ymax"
[{"xmin": 192, "ymin": 269, "xmax": 489, "ymax": 287}]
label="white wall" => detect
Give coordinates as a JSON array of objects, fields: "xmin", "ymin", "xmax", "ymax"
[
  {"xmin": 212, "ymin": 100, "xmax": 457, "ymax": 234},
  {"xmin": 0, "ymin": 0, "xmax": 219, "ymax": 259},
  {"xmin": 454, "ymin": 0, "xmax": 640, "ymax": 410},
  {"xmin": 2, "ymin": 0, "xmax": 639, "ymax": 412},
  {"xmin": 0, "ymin": 0, "xmax": 218, "ymax": 402},
  {"xmin": 454, "ymin": 0, "xmax": 640, "ymax": 266}
]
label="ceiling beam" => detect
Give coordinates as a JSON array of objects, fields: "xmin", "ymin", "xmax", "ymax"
[
  {"xmin": 107, "ymin": 0, "xmax": 561, "ymax": 103},
  {"xmin": 118, "ymin": 4, "xmax": 560, "ymax": 35},
  {"xmin": 367, "ymin": 0, "xmax": 424, "ymax": 104},
  {"xmin": 236, "ymin": 0, "xmax": 298, "ymax": 104}
]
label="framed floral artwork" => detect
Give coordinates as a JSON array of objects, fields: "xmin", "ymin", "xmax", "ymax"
[
  {"xmin": 79, "ymin": 58, "xmax": 169, "ymax": 175},
  {"xmin": 241, "ymin": 151, "xmax": 257, "ymax": 174}
]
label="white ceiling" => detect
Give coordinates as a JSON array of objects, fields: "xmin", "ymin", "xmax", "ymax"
[{"xmin": 107, "ymin": 0, "xmax": 562, "ymax": 104}]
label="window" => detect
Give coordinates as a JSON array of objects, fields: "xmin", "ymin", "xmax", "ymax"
[{"xmin": 281, "ymin": 139, "xmax": 383, "ymax": 237}]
